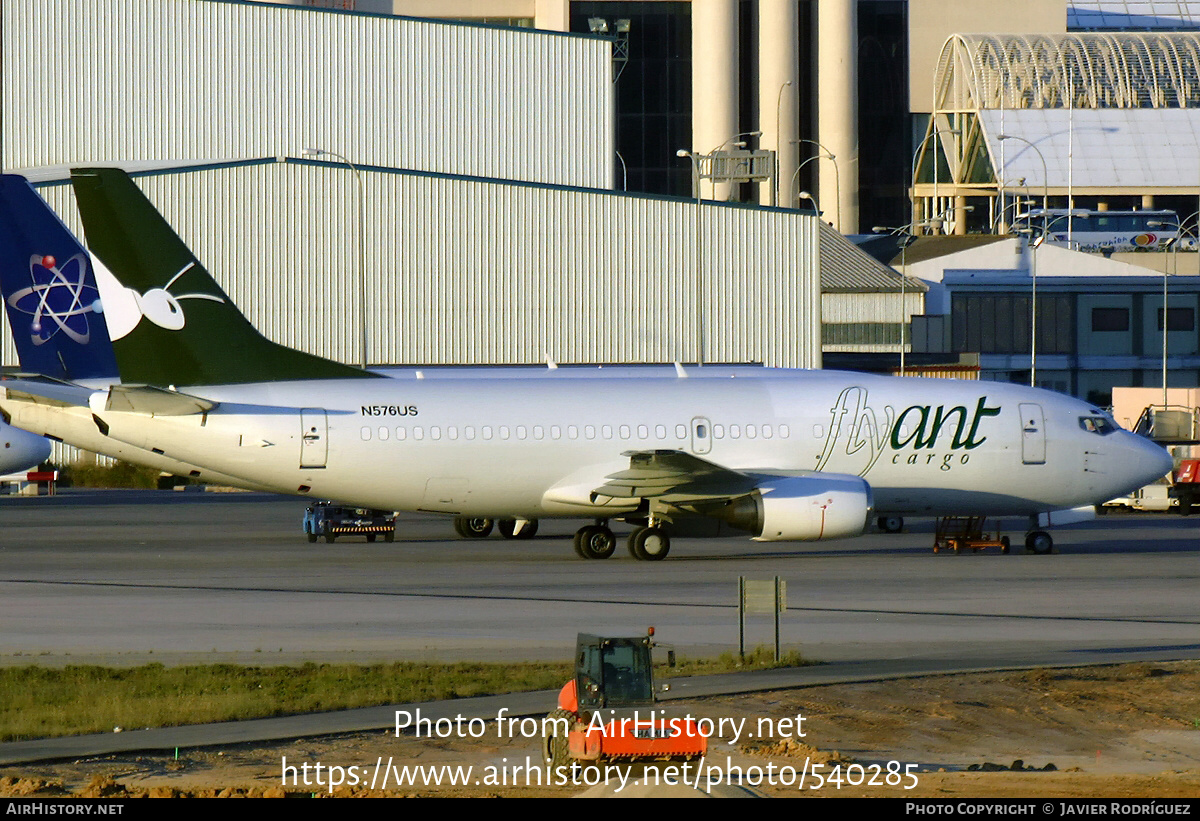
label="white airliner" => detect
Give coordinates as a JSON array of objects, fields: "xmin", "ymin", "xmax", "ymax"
[
  {"xmin": 0, "ymin": 169, "xmax": 1174, "ymax": 559},
  {"xmin": 0, "ymin": 420, "xmax": 51, "ymax": 475}
]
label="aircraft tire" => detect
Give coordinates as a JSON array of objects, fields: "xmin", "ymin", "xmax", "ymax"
[
  {"xmin": 454, "ymin": 516, "xmax": 494, "ymax": 538},
  {"xmin": 1025, "ymin": 530, "xmax": 1053, "ymax": 554},
  {"xmin": 1000, "ymin": 536, "xmax": 1011, "ymax": 554},
  {"xmin": 628, "ymin": 526, "xmax": 670, "ymax": 561},
  {"xmin": 878, "ymin": 516, "xmax": 904, "ymax": 533},
  {"xmin": 575, "ymin": 525, "xmax": 616, "ymax": 559},
  {"xmin": 498, "ymin": 518, "xmax": 539, "ymax": 539}
]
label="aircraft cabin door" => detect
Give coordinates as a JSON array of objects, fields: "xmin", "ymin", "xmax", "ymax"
[
  {"xmin": 300, "ymin": 408, "xmax": 328, "ymax": 469},
  {"xmin": 691, "ymin": 416, "xmax": 712, "ymax": 455},
  {"xmin": 1019, "ymin": 403, "xmax": 1046, "ymax": 465}
]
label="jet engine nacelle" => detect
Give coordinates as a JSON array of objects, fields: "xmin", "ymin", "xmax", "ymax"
[
  {"xmin": 714, "ymin": 473, "xmax": 873, "ymax": 541},
  {"xmin": 0, "ymin": 420, "xmax": 51, "ymax": 474}
]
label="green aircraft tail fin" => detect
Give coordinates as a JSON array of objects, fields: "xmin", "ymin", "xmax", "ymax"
[{"xmin": 70, "ymin": 167, "xmax": 376, "ymax": 386}]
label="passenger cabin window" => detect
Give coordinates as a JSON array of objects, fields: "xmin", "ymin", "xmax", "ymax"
[
  {"xmin": 360, "ymin": 427, "xmax": 371, "ymax": 441},
  {"xmin": 655, "ymin": 424, "xmax": 666, "ymax": 439},
  {"xmin": 448, "ymin": 426, "xmax": 458, "ymax": 440},
  {"xmin": 602, "ymin": 425, "xmax": 613, "ymax": 439},
  {"xmin": 675, "ymin": 424, "xmax": 687, "ymax": 439},
  {"xmin": 620, "ymin": 424, "xmax": 631, "ymax": 439},
  {"xmin": 637, "ymin": 424, "xmax": 649, "ymax": 439},
  {"xmin": 713, "ymin": 424, "xmax": 725, "ymax": 439},
  {"xmin": 413, "ymin": 427, "xmax": 424, "ymax": 440},
  {"xmin": 396, "ymin": 426, "xmax": 407, "ymax": 440}
]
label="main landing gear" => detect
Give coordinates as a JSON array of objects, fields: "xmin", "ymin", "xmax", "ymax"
[
  {"xmin": 878, "ymin": 516, "xmax": 904, "ymax": 533},
  {"xmin": 453, "ymin": 516, "xmax": 540, "ymax": 539},
  {"xmin": 1024, "ymin": 530, "xmax": 1053, "ymax": 554},
  {"xmin": 573, "ymin": 520, "xmax": 671, "ymax": 561}
]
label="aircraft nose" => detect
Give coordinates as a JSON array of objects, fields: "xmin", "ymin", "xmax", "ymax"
[
  {"xmin": 0, "ymin": 421, "xmax": 51, "ymax": 473},
  {"xmin": 1131, "ymin": 434, "xmax": 1174, "ymax": 486}
]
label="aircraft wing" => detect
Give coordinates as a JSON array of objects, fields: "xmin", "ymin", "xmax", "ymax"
[{"xmin": 590, "ymin": 449, "xmax": 759, "ymax": 503}]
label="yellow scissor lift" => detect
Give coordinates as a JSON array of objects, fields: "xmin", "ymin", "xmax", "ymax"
[{"xmin": 932, "ymin": 516, "xmax": 1011, "ymax": 554}]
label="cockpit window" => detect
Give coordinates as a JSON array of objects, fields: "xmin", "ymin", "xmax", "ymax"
[{"xmin": 1079, "ymin": 415, "xmax": 1118, "ymax": 435}]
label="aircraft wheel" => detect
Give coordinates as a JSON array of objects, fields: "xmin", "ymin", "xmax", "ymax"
[
  {"xmin": 1000, "ymin": 536, "xmax": 1011, "ymax": 554},
  {"xmin": 628, "ymin": 526, "xmax": 671, "ymax": 561},
  {"xmin": 878, "ymin": 516, "xmax": 904, "ymax": 533},
  {"xmin": 498, "ymin": 518, "xmax": 539, "ymax": 539},
  {"xmin": 454, "ymin": 516, "xmax": 494, "ymax": 538},
  {"xmin": 574, "ymin": 525, "xmax": 616, "ymax": 559},
  {"xmin": 1025, "ymin": 530, "xmax": 1053, "ymax": 554}
]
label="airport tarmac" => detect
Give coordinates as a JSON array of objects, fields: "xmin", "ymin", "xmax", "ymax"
[{"xmin": 0, "ymin": 489, "xmax": 1197, "ymax": 670}]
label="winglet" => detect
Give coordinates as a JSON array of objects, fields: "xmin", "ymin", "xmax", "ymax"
[{"xmin": 69, "ymin": 168, "xmax": 378, "ymax": 386}]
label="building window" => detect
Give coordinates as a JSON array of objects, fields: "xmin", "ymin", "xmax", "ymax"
[
  {"xmin": 1092, "ymin": 307, "xmax": 1129, "ymax": 332},
  {"xmin": 1158, "ymin": 307, "xmax": 1195, "ymax": 332}
]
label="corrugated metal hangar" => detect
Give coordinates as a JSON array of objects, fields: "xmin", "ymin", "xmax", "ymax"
[{"xmin": 2, "ymin": 0, "xmax": 903, "ymax": 373}]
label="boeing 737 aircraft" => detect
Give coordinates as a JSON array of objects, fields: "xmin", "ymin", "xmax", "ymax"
[{"xmin": 0, "ymin": 169, "xmax": 1173, "ymax": 559}]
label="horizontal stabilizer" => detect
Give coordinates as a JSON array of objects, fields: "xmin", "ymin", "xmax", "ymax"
[
  {"xmin": 97, "ymin": 384, "xmax": 218, "ymax": 416},
  {"xmin": 0, "ymin": 376, "xmax": 95, "ymax": 408}
]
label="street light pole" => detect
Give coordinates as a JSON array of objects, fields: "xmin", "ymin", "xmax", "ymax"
[
  {"xmin": 792, "ymin": 139, "xmax": 839, "ymax": 227},
  {"xmin": 676, "ymin": 149, "xmax": 704, "ymax": 365},
  {"xmin": 998, "ymin": 135, "xmax": 1050, "ymax": 387},
  {"xmin": 911, "ymin": 129, "xmax": 961, "ymax": 234},
  {"xmin": 303, "ymin": 148, "xmax": 368, "ymax": 371}
]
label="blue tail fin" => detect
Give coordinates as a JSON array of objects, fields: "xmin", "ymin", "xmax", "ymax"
[{"xmin": 0, "ymin": 175, "xmax": 119, "ymax": 382}]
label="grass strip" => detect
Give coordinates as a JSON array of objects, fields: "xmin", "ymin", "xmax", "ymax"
[{"xmin": 0, "ymin": 648, "xmax": 811, "ymax": 741}]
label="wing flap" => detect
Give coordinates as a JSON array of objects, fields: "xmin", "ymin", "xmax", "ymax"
[{"xmin": 591, "ymin": 449, "xmax": 758, "ymax": 502}]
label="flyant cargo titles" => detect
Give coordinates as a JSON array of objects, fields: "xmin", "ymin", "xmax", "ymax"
[
  {"xmin": 817, "ymin": 388, "xmax": 1002, "ymax": 476},
  {"xmin": 361, "ymin": 404, "xmax": 418, "ymax": 417}
]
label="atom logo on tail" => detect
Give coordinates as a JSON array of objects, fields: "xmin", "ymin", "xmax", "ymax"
[{"xmin": 7, "ymin": 253, "xmax": 102, "ymax": 346}]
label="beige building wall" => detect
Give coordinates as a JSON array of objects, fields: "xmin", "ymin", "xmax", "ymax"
[{"xmin": 908, "ymin": 0, "xmax": 1066, "ymax": 113}]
